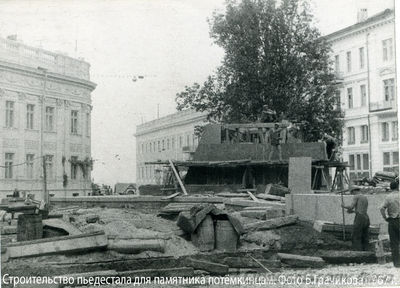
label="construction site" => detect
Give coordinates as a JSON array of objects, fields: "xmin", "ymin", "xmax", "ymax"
[{"xmin": 1, "ymin": 123, "xmax": 399, "ymax": 287}]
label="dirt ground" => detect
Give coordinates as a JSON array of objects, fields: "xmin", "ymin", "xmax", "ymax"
[{"xmin": 2, "ymin": 206, "xmax": 394, "ymax": 288}]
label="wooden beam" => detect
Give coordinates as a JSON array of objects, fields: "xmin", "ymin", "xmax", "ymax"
[
  {"xmin": 168, "ymin": 159, "xmax": 188, "ymax": 195},
  {"xmin": 278, "ymin": 253, "xmax": 325, "ymax": 268},
  {"xmin": 6, "ymin": 231, "xmax": 107, "ymax": 259},
  {"xmin": 247, "ymin": 191, "xmax": 260, "ymax": 202}
]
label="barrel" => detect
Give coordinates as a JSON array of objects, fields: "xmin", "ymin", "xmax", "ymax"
[
  {"xmin": 191, "ymin": 215, "xmax": 214, "ymax": 251},
  {"xmin": 215, "ymin": 220, "xmax": 238, "ymax": 252},
  {"xmin": 17, "ymin": 214, "xmax": 43, "ymax": 241}
]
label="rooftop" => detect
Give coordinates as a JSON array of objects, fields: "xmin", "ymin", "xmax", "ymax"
[
  {"xmin": 324, "ymin": 9, "xmax": 394, "ymax": 40},
  {"xmin": 0, "ymin": 35, "xmax": 91, "ymax": 81}
]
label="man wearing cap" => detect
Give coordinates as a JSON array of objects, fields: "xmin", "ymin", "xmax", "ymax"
[
  {"xmin": 268, "ymin": 123, "xmax": 283, "ymax": 161},
  {"xmin": 380, "ymin": 181, "xmax": 400, "ymax": 267},
  {"xmin": 341, "ymin": 188, "xmax": 370, "ymax": 251}
]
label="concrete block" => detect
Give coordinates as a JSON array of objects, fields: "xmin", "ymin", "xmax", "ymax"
[{"xmin": 288, "ymin": 157, "xmax": 312, "ymax": 194}]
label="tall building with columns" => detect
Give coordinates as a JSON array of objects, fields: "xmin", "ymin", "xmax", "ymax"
[
  {"xmin": 0, "ymin": 36, "xmax": 96, "ymax": 199},
  {"xmin": 325, "ymin": 8, "xmax": 398, "ymax": 179}
]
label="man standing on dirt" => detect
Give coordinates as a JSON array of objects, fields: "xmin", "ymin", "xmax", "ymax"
[
  {"xmin": 268, "ymin": 123, "xmax": 283, "ymax": 161},
  {"xmin": 341, "ymin": 188, "xmax": 370, "ymax": 251},
  {"xmin": 380, "ymin": 181, "xmax": 400, "ymax": 267}
]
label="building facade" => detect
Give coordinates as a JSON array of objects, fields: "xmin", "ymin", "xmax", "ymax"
[
  {"xmin": 135, "ymin": 109, "xmax": 207, "ymax": 186},
  {"xmin": 326, "ymin": 9, "xmax": 398, "ymax": 179},
  {"xmin": 0, "ymin": 36, "xmax": 96, "ymax": 199}
]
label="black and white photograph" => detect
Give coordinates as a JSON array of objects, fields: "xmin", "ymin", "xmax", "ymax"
[{"xmin": 0, "ymin": 0, "xmax": 399, "ymax": 287}]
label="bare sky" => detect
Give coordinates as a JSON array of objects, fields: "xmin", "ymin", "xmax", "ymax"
[{"xmin": 0, "ymin": 0, "xmax": 394, "ymax": 185}]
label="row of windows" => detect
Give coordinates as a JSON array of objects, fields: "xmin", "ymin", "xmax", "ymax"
[
  {"xmin": 347, "ymin": 121, "xmax": 397, "ymax": 145},
  {"xmin": 335, "ymin": 38, "xmax": 393, "ymax": 74},
  {"xmin": 3, "ymin": 100, "xmax": 90, "ymax": 135},
  {"xmin": 342, "ymin": 79, "xmax": 395, "ymax": 110},
  {"xmin": 348, "ymin": 151, "xmax": 399, "ymax": 179},
  {"xmin": 138, "ymin": 133, "xmax": 198, "ymax": 155},
  {"xmin": 3, "ymin": 153, "xmax": 84, "ymax": 180},
  {"xmin": 138, "ymin": 165, "xmax": 160, "ymax": 180}
]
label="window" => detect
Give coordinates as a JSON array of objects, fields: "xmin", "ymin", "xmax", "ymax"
[
  {"xmin": 383, "ymin": 152, "xmax": 398, "ymax": 173},
  {"xmin": 45, "ymin": 155, "xmax": 54, "ymax": 179},
  {"xmin": 359, "ymin": 47, "xmax": 365, "ymax": 69},
  {"xmin": 361, "ymin": 125, "xmax": 368, "ymax": 143},
  {"xmin": 71, "ymin": 156, "xmax": 78, "ymax": 180},
  {"xmin": 349, "ymin": 153, "xmax": 369, "ymax": 179},
  {"xmin": 360, "ymin": 85, "xmax": 367, "ymax": 107},
  {"xmin": 153, "ymin": 141, "xmax": 156, "ymax": 152},
  {"xmin": 158, "ymin": 141, "xmax": 161, "ymax": 152},
  {"xmin": 382, "ymin": 122, "xmax": 389, "ymax": 141},
  {"xmin": 149, "ymin": 142, "xmax": 152, "ymax": 152},
  {"xmin": 347, "ymin": 127, "xmax": 355, "ymax": 145},
  {"xmin": 5, "ymin": 153, "xmax": 14, "ymax": 179},
  {"xmin": 141, "ymin": 143, "xmax": 144, "ymax": 154},
  {"xmin": 162, "ymin": 140, "xmax": 165, "ymax": 150},
  {"xmin": 392, "ymin": 121, "xmax": 398, "ymax": 140},
  {"xmin": 334, "ymin": 55, "xmax": 340, "ymax": 72},
  {"xmin": 383, "ymin": 79, "xmax": 395, "ymax": 101},
  {"xmin": 186, "ymin": 135, "xmax": 190, "ymax": 146},
  {"xmin": 45, "ymin": 107, "xmax": 54, "ymax": 132},
  {"xmin": 167, "ymin": 139, "xmax": 170, "ymax": 150},
  {"xmin": 26, "ymin": 154, "xmax": 34, "ymax": 179},
  {"xmin": 5, "ymin": 101, "xmax": 14, "ymax": 128},
  {"xmin": 382, "ymin": 38, "xmax": 393, "ymax": 61},
  {"xmin": 26, "ymin": 104, "xmax": 34, "ymax": 129},
  {"xmin": 172, "ymin": 137, "xmax": 175, "ymax": 149},
  {"xmin": 347, "ymin": 88, "xmax": 353, "ymax": 109},
  {"xmin": 346, "ymin": 51, "xmax": 352, "ymax": 72},
  {"xmin": 71, "ymin": 110, "xmax": 78, "ymax": 134},
  {"xmin": 179, "ymin": 136, "xmax": 182, "ymax": 148}
]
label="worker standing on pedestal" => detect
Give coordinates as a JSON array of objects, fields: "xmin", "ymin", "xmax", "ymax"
[
  {"xmin": 268, "ymin": 123, "xmax": 283, "ymax": 161},
  {"xmin": 341, "ymin": 188, "xmax": 370, "ymax": 251},
  {"xmin": 380, "ymin": 181, "xmax": 400, "ymax": 267}
]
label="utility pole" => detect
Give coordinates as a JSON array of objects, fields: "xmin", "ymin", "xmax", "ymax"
[
  {"xmin": 42, "ymin": 156, "xmax": 48, "ymax": 204},
  {"xmin": 38, "ymin": 67, "xmax": 48, "ymax": 203}
]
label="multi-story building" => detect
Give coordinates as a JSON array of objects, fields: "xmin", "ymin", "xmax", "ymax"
[
  {"xmin": 325, "ymin": 9, "xmax": 398, "ymax": 179},
  {"xmin": 135, "ymin": 109, "xmax": 207, "ymax": 186},
  {"xmin": 0, "ymin": 35, "xmax": 96, "ymax": 199}
]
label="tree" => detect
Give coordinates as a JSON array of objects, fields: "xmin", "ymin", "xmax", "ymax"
[{"xmin": 176, "ymin": 0, "xmax": 343, "ymax": 142}]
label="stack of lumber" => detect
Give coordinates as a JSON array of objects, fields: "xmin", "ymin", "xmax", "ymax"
[{"xmin": 224, "ymin": 198, "xmax": 284, "ymax": 211}]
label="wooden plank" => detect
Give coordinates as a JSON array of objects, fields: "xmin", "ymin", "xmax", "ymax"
[
  {"xmin": 185, "ymin": 258, "xmax": 229, "ymax": 275},
  {"xmin": 6, "ymin": 231, "xmax": 107, "ymax": 259},
  {"xmin": 169, "ymin": 159, "xmax": 188, "ymax": 195},
  {"xmin": 244, "ymin": 215, "xmax": 298, "ymax": 231},
  {"xmin": 161, "ymin": 192, "xmax": 181, "ymax": 200},
  {"xmin": 319, "ymin": 250, "xmax": 377, "ymax": 264},
  {"xmin": 278, "ymin": 253, "xmax": 325, "ymax": 268},
  {"xmin": 247, "ymin": 191, "xmax": 260, "ymax": 202},
  {"xmin": 256, "ymin": 193, "xmax": 285, "ymax": 202}
]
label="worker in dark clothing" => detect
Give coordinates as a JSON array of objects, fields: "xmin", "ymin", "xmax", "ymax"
[
  {"xmin": 268, "ymin": 123, "xmax": 283, "ymax": 161},
  {"xmin": 322, "ymin": 133, "xmax": 337, "ymax": 161},
  {"xmin": 380, "ymin": 181, "xmax": 400, "ymax": 267},
  {"xmin": 341, "ymin": 189, "xmax": 370, "ymax": 251}
]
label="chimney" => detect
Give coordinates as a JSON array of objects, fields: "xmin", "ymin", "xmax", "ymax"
[{"xmin": 357, "ymin": 8, "xmax": 368, "ymax": 23}]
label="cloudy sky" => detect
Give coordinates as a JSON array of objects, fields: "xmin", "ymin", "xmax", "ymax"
[{"xmin": 0, "ymin": 0, "xmax": 394, "ymax": 185}]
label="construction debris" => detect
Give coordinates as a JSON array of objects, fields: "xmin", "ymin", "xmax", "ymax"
[
  {"xmin": 108, "ymin": 239, "xmax": 165, "ymax": 254},
  {"xmin": 244, "ymin": 215, "xmax": 298, "ymax": 231}
]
